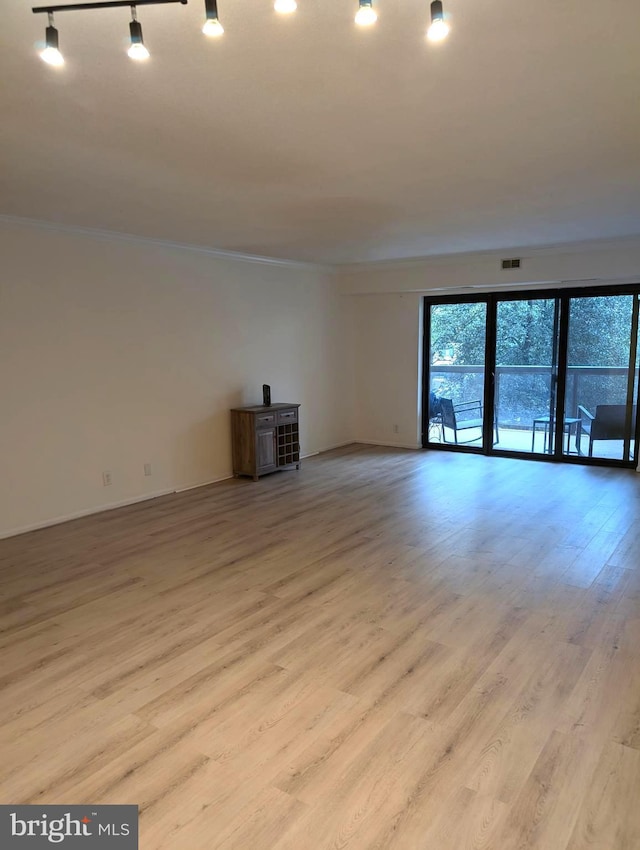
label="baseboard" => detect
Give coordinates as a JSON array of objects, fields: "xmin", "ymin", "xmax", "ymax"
[
  {"xmin": 355, "ymin": 440, "xmax": 422, "ymax": 450},
  {"xmin": 175, "ymin": 474, "xmax": 233, "ymax": 493},
  {"xmin": 0, "ymin": 488, "xmax": 176, "ymax": 540},
  {"xmin": 312, "ymin": 440, "xmax": 359, "ymax": 455}
]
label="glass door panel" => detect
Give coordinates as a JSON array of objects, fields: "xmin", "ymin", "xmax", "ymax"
[
  {"xmin": 428, "ymin": 302, "xmax": 487, "ymax": 447},
  {"xmin": 494, "ymin": 298, "xmax": 560, "ymax": 455},
  {"xmin": 565, "ymin": 294, "xmax": 638, "ymax": 461}
]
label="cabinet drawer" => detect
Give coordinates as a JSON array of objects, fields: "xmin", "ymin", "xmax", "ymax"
[
  {"xmin": 277, "ymin": 408, "xmax": 298, "ymax": 425},
  {"xmin": 255, "ymin": 413, "xmax": 276, "ymax": 428}
]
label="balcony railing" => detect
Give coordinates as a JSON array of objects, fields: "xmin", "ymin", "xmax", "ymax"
[
  {"xmin": 430, "ymin": 363, "xmax": 637, "ymax": 424},
  {"xmin": 429, "ymin": 363, "xmax": 638, "ymax": 458}
]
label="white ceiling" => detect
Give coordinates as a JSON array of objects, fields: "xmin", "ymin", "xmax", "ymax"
[{"xmin": 2, "ymin": 0, "xmax": 640, "ymax": 264}]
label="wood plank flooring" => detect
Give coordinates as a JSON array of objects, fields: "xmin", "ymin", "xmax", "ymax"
[{"xmin": 1, "ymin": 444, "xmax": 639, "ymax": 849}]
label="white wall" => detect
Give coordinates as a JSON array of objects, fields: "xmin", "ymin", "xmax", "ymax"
[
  {"xmin": 342, "ymin": 239, "xmax": 640, "ymax": 454},
  {"xmin": 339, "ymin": 237, "xmax": 640, "ymax": 296},
  {"xmin": 352, "ymin": 294, "xmax": 423, "ymax": 448},
  {"xmin": 0, "ymin": 219, "xmax": 354, "ymax": 537}
]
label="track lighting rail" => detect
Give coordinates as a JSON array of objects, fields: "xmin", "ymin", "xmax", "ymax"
[{"xmin": 32, "ymin": 0, "xmax": 187, "ymax": 13}]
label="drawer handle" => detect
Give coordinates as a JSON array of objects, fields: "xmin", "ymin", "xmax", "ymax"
[
  {"xmin": 281, "ymin": 412, "xmax": 294, "ymax": 418},
  {"xmin": 258, "ymin": 416, "xmax": 272, "ymax": 422}
]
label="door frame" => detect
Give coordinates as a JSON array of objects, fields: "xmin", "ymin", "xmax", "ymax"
[{"xmin": 422, "ymin": 283, "xmax": 640, "ymax": 468}]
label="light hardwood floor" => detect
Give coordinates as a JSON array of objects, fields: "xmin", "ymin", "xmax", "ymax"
[{"xmin": 1, "ymin": 445, "xmax": 639, "ymax": 849}]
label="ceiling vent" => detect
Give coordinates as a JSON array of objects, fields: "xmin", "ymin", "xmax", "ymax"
[{"xmin": 501, "ymin": 258, "xmax": 521, "ymax": 270}]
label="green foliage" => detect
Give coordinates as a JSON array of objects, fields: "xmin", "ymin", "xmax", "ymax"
[
  {"xmin": 496, "ymin": 299, "xmax": 556, "ymax": 366},
  {"xmin": 431, "ymin": 302, "xmax": 487, "ymax": 364},
  {"xmin": 567, "ymin": 295, "xmax": 633, "ymax": 367}
]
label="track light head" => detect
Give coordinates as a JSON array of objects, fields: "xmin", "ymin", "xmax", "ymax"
[
  {"xmin": 40, "ymin": 12, "xmax": 64, "ymax": 66},
  {"xmin": 274, "ymin": 0, "xmax": 297, "ymax": 14},
  {"xmin": 427, "ymin": 0, "xmax": 450, "ymax": 42},
  {"xmin": 355, "ymin": 0, "xmax": 377, "ymax": 26},
  {"xmin": 202, "ymin": 0, "xmax": 224, "ymax": 36},
  {"xmin": 128, "ymin": 8, "xmax": 150, "ymax": 59}
]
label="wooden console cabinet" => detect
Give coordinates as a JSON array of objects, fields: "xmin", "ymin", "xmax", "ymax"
[{"xmin": 231, "ymin": 403, "xmax": 301, "ymax": 481}]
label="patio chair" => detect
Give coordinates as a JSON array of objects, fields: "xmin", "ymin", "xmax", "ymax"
[
  {"xmin": 577, "ymin": 404, "xmax": 636, "ymax": 456},
  {"xmin": 440, "ymin": 398, "xmax": 499, "ymax": 445}
]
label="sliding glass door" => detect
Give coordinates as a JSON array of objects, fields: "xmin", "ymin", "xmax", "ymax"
[
  {"xmin": 423, "ymin": 285, "xmax": 640, "ymax": 467},
  {"xmin": 427, "ymin": 301, "xmax": 487, "ymax": 449},
  {"xmin": 495, "ymin": 297, "xmax": 560, "ymax": 455},
  {"xmin": 564, "ymin": 294, "xmax": 639, "ymax": 462}
]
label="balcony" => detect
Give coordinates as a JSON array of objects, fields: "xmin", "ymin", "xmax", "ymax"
[{"xmin": 430, "ymin": 364, "xmax": 638, "ymax": 460}]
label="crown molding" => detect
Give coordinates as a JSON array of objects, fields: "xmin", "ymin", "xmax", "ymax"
[
  {"xmin": 0, "ymin": 214, "xmax": 334, "ymax": 273},
  {"xmin": 4, "ymin": 214, "xmax": 640, "ymax": 275}
]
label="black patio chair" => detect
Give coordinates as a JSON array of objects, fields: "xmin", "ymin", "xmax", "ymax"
[
  {"xmin": 578, "ymin": 404, "xmax": 636, "ymax": 456},
  {"xmin": 440, "ymin": 398, "xmax": 499, "ymax": 445}
]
